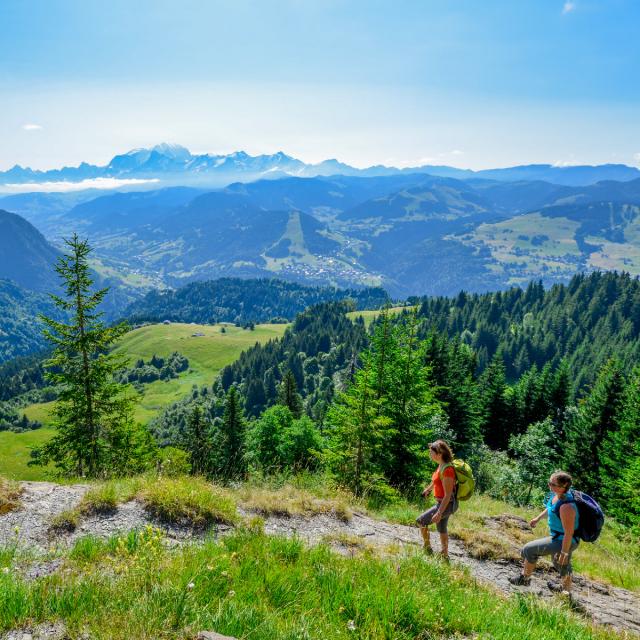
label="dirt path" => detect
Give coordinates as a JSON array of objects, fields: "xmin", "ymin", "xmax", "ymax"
[{"xmin": 2, "ymin": 482, "xmax": 639, "ymax": 635}]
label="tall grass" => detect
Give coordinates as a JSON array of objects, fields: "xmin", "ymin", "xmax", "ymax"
[
  {"xmin": 0, "ymin": 476, "xmax": 22, "ymax": 515},
  {"xmin": 0, "ymin": 530, "xmax": 621, "ymax": 640}
]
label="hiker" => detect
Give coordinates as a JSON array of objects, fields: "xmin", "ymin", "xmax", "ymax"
[
  {"xmin": 416, "ymin": 439, "xmax": 458, "ymax": 560},
  {"xmin": 509, "ymin": 470, "xmax": 579, "ymax": 594}
]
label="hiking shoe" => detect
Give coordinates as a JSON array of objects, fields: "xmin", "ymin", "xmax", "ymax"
[
  {"xmin": 508, "ymin": 573, "xmax": 531, "ymax": 586},
  {"xmin": 547, "ymin": 581, "xmax": 571, "ymax": 597}
]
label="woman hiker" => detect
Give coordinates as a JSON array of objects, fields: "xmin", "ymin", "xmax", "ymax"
[
  {"xmin": 509, "ymin": 470, "xmax": 580, "ymax": 595},
  {"xmin": 416, "ymin": 440, "xmax": 458, "ymax": 561}
]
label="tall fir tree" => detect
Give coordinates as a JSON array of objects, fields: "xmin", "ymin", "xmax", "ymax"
[
  {"xmin": 214, "ymin": 386, "xmax": 247, "ymax": 479},
  {"xmin": 30, "ymin": 234, "xmax": 147, "ymax": 477},
  {"xmin": 600, "ymin": 368, "xmax": 640, "ymax": 522},
  {"xmin": 324, "ymin": 359, "xmax": 390, "ymax": 496},
  {"xmin": 564, "ymin": 359, "xmax": 626, "ymax": 497},
  {"xmin": 382, "ymin": 311, "xmax": 440, "ymax": 489},
  {"xmin": 477, "ymin": 352, "xmax": 510, "ymax": 450},
  {"xmin": 278, "ymin": 370, "xmax": 304, "ymax": 418},
  {"xmin": 182, "ymin": 404, "xmax": 211, "ymax": 475}
]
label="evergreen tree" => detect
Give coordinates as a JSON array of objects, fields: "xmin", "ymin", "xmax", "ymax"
[
  {"xmin": 600, "ymin": 368, "xmax": 640, "ymax": 521},
  {"xmin": 477, "ymin": 353, "xmax": 510, "ymax": 450},
  {"xmin": 324, "ymin": 359, "xmax": 390, "ymax": 496},
  {"xmin": 214, "ymin": 386, "xmax": 247, "ymax": 479},
  {"xmin": 564, "ymin": 359, "xmax": 626, "ymax": 496},
  {"xmin": 30, "ymin": 234, "xmax": 146, "ymax": 477},
  {"xmin": 278, "ymin": 370, "xmax": 304, "ymax": 418},
  {"xmin": 182, "ymin": 404, "xmax": 211, "ymax": 475},
  {"xmin": 382, "ymin": 311, "xmax": 440, "ymax": 489}
]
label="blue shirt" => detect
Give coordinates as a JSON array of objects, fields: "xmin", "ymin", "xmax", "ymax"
[{"xmin": 545, "ymin": 491, "xmax": 579, "ymax": 542}]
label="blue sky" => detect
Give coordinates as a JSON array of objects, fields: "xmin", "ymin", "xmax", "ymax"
[{"xmin": 1, "ymin": 0, "xmax": 639, "ymax": 170}]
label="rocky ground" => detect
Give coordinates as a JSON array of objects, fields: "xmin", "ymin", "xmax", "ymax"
[{"xmin": 1, "ymin": 482, "xmax": 639, "ymax": 638}]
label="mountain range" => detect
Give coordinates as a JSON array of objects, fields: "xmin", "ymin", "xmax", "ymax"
[
  {"xmin": 2, "ymin": 143, "xmax": 640, "ymax": 191},
  {"xmin": 3, "ymin": 171, "xmax": 640, "ymax": 298}
]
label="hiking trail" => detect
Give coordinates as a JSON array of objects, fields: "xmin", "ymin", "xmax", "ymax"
[{"xmin": 1, "ymin": 481, "xmax": 638, "ymax": 637}]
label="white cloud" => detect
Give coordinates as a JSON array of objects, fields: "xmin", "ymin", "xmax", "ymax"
[
  {"xmin": 1, "ymin": 177, "xmax": 160, "ymax": 193},
  {"xmin": 562, "ymin": 2, "xmax": 576, "ymax": 14},
  {"xmin": 22, "ymin": 123, "xmax": 43, "ymax": 131},
  {"xmin": 634, "ymin": 152, "xmax": 640, "ymax": 162},
  {"xmin": 450, "ymin": 149, "xmax": 464, "ymax": 156}
]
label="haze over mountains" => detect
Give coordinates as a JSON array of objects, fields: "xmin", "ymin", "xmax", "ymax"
[
  {"xmin": 1, "ymin": 144, "xmax": 640, "ymax": 307},
  {"xmin": 2, "ymin": 143, "xmax": 640, "ymax": 191}
]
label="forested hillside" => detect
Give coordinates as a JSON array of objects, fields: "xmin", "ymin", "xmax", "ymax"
[
  {"xmin": 0, "ymin": 280, "xmax": 60, "ymax": 363},
  {"xmin": 414, "ymin": 270, "xmax": 640, "ymax": 388},
  {"xmin": 123, "ymin": 278, "xmax": 390, "ymax": 325}
]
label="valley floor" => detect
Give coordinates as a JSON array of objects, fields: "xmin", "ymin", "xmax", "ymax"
[{"xmin": 1, "ymin": 480, "xmax": 638, "ymax": 639}]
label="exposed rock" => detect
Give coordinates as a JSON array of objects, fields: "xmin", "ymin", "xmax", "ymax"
[
  {"xmin": 197, "ymin": 632, "xmax": 238, "ymax": 640},
  {"xmin": 2, "ymin": 622, "xmax": 67, "ymax": 640}
]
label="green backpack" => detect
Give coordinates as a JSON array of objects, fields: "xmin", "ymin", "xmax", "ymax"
[{"xmin": 440, "ymin": 459, "xmax": 475, "ymax": 501}]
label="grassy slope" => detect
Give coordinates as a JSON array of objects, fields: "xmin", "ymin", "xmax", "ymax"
[
  {"xmin": 346, "ymin": 305, "xmax": 413, "ymax": 328},
  {"xmin": 0, "ymin": 474, "xmax": 632, "ymax": 640},
  {"xmin": 0, "ymin": 429, "xmax": 55, "ymax": 481},
  {"xmin": 22, "ymin": 322, "xmax": 288, "ymax": 428}
]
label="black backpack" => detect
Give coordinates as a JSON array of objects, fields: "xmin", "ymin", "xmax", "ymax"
[{"xmin": 553, "ymin": 491, "xmax": 605, "ymax": 542}]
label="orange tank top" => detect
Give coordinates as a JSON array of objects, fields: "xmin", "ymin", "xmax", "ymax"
[{"xmin": 432, "ymin": 465, "xmax": 456, "ymax": 499}]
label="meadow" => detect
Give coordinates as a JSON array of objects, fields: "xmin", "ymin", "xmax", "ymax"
[{"xmin": 21, "ymin": 322, "xmax": 288, "ymax": 429}]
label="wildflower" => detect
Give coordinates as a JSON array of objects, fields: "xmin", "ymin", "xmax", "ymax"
[
  {"xmin": 347, "ymin": 620, "xmax": 356, "ymax": 631},
  {"xmin": 338, "ymin": 606, "xmax": 345, "ymax": 613},
  {"xmin": 2, "ymin": 567, "xmax": 9, "ymax": 574},
  {"xmin": 221, "ymin": 570, "xmax": 228, "ymax": 577},
  {"xmin": 187, "ymin": 582, "xmax": 195, "ymax": 590},
  {"xmin": 228, "ymin": 589, "xmax": 236, "ymax": 597}
]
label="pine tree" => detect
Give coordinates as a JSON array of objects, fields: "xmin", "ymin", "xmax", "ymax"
[
  {"xmin": 382, "ymin": 311, "xmax": 440, "ymax": 489},
  {"xmin": 278, "ymin": 370, "xmax": 304, "ymax": 418},
  {"xmin": 182, "ymin": 404, "xmax": 211, "ymax": 475},
  {"xmin": 600, "ymin": 368, "xmax": 640, "ymax": 520},
  {"xmin": 324, "ymin": 359, "xmax": 390, "ymax": 496},
  {"xmin": 477, "ymin": 353, "xmax": 510, "ymax": 450},
  {"xmin": 214, "ymin": 386, "xmax": 247, "ymax": 479},
  {"xmin": 30, "ymin": 234, "xmax": 145, "ymax": 477},
  {"xmin": 564, "ymin": 359, "xmax": 626, "ymax": 496}
]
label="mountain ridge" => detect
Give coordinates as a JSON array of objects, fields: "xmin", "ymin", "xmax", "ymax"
[{"xmin": 3, "ymin": 144, "xmax": 639, "ymax": 190}]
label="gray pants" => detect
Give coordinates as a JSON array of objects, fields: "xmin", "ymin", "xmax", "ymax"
[
  {"xmin": 416, "ymin": 498, "xmax": 458, "ymax": 534},
  {"xmin": 521, "ymin": 536, "xmax": 579, "ymax": 576}
]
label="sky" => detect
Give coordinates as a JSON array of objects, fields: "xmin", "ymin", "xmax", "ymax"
[{"xmin": 1, "ymin": 0, "xmax": 639, "ymax": 171}]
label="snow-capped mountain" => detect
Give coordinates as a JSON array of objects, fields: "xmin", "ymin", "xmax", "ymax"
[{"xmin": 2, "ymin": 144, "xmax": 640, "ymax": 190}]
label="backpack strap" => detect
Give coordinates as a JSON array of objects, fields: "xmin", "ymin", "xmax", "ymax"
[{"xmin": 439, "ymin": 463, "xmax": 457, "ymax": 493}]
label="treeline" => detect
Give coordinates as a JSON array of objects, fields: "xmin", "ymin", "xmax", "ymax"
[
  {"xmin": 122, "ymin": 277, "xmax": 390, "ymax": 325},
  {"xmin": 414, "ymin": 271, "xmax": 640, "ymax": 389}
]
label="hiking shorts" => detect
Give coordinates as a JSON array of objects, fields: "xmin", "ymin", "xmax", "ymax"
[
  {"xmin": 521, "ymin": 536, "xmax": 579, "ymax": 576},
  {"xmin": 416, "ymin": 498, "xmax": 458, "ymax": 534}
]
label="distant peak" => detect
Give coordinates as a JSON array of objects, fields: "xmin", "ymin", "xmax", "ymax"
[{"xmin": 151, "ymin": 143, "xmax": 192, "ymax": 159}]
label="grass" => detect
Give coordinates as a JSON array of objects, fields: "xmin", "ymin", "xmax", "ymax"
[
  {"xmin": 0, "ymin": 528, "xmax": 623, "ymax": 640},
  {"xmin": 235, "ymin": 483, "xmax": 352, "ymax": 522},
  {"xmin": 0, "ymin": 476, "xmax": 22, "ymax": 515},
  {"xmin": 0, "ymin": 429, "xmax": 56, "ymax": 481},
  {"xmin": 22, "ymin": 322, "xmax": 288, "ymax": 430},
  {"xmin": 49, "ymin": 476, "xmax": 238, "ymax": 531},
  {"xmin": 346, "ymin": 306, "xmax": 415, "ymax": 328},
  {"xmin": 137, "ymin": 476, "xmax": 238, "ymax": 527}
]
